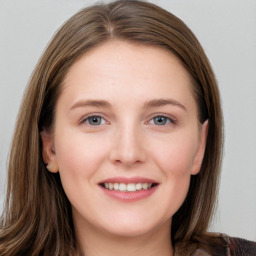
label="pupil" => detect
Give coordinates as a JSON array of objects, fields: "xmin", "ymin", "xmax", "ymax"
[
  {"xmin": 155, "ymin": 116, "xmax": 166, "ymax": 125},
  {"xmin": 89, "ymin": 116, "xmax": 101, "ymax": 125}
]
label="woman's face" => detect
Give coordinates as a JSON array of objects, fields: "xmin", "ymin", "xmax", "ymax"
[{"xmin": 42, "ymin": 40, "xmax": 208, "ymax": 238}]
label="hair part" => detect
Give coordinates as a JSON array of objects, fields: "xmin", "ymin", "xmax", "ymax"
[{"xmin": 0, "ymin": 1, "xmax": 223, "ymax": 255}]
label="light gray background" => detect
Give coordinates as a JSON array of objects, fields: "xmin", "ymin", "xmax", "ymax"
[{"xmin": 0, "ymin": 0, "xmax": 255, "ymax": 240}]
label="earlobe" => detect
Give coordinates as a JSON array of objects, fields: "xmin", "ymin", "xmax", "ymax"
[
  {"xmin": 191, "ymin": 120, "xmax": 208, "ymax": 175},
  {"xmin": 46, "ymin": 163, "xmax": 58, "ymax": 173},
  {"xmin": 40, "ymin": 130, "xmax": 59, "ymax": 173}
]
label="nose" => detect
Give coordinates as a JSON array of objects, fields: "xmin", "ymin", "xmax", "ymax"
[{"xmin": 109, "ymin": 124, "xmax": 147, "ymax": 167}]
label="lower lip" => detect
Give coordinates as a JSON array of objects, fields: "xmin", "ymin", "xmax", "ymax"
[{"xmin": 99, "ymin": 185, "xmax": 158, "ymax": 202}]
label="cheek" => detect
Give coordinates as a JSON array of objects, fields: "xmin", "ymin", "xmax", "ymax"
[
  {"xmin": 147, "ymin": 132, "xmax": 199, "ymax": 215},
  {"xmin": 53, "ymin": 129, "xmax": 110, "ymax": 212},
  {"xmin": 54, "ymin": 129, "xmax": 109, "ymax": 183},
  {"xmin": 151, "ymin": 132, "xmax": 199, "ymax": 177}
]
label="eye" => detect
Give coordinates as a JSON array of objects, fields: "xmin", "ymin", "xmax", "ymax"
[
  {"xmin": 149, "ymin": 116, "xmax": 173, "ymax": 125},
  {"xmin": 83, "ymin": 116, "xmax": 106, "ymax": 126}
]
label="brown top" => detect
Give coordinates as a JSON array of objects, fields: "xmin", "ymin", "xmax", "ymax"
[{"xmin": 175, "ymin": 234, "xmax": 256, "ymax": 256}]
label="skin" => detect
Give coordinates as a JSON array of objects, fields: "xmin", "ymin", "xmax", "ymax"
[{"xmin": 41, "ymin": 40, "xmax": 208, "ymax": 256}]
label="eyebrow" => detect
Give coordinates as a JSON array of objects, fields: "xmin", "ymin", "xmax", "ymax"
[
  {"xmin": 69, "ymin": 98, "xmax": 186, "ymax": 111},
  {"xmin": 70, "ymin": 99, "xmax": 112, "ymax": 110},
  {"xmin": 144, "ymin": 99, "xmax": 187, "ymax": 111}
]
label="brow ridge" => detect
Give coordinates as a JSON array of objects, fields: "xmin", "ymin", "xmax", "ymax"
[
  {"xmin": 70, "ymin": 99, "xmax": 111, "ymax": 110},
  {"xmin": 144, "ymin": 99, "xmax": 186, "ymax": 111}
]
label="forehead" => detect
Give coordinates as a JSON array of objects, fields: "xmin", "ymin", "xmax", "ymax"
[
  {"xmin": 65, "ymin": 40, "xmax": 191, "ymax": 80},
  {"xmin": 60, "ymin": 40, "xmax": 196, "ymax": 110}
]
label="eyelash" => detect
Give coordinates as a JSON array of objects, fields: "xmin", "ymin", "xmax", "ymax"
[
  {"xmin": 148, "ymin": 115, "xmax": 176, "ymax": 126},
  {"xmin": 81, "ymin": 114, "xmax": 176, "ymax": 126},
  {"xmin": 81, "ymin": 115, "xmax": 107, "ymax": 126}
]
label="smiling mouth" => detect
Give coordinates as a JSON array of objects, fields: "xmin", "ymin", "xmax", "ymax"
[{"xmin": 100, "ymin": 182, "xmax": 158, "ymax": 192}]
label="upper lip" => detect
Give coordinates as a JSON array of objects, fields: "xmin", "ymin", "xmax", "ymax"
[{"xmin": 99, "ymin": 176, "xmax": 159, "ymax": 184}]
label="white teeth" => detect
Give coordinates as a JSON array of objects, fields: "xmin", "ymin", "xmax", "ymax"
[
  {"xmin": 119, "ymin": 183, "xmax": 127, "ymax": 191},
  {"xmin": 127, "ymin": 183, "xmax": 136, "ymax": 192},
  {"xmin": 114, "ymin": 183, "xmax": 119, "ymax": 190},
  {"xmin": 135, "ymin": 183, "xmax": 142, "ymax": 190},
  {"xmin": 103, "ymin": 182, "xmax": 154, "ymax": 192},
  {"xmin": 142, "ymin": 183, "xmax": 148, "ymax": 189}
]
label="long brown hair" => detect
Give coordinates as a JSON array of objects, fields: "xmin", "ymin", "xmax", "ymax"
[{"xmin": 0, "ymin": 1, "xmax": 223, "ymax": 255}]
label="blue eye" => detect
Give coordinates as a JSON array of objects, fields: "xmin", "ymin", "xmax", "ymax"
[
  {"xmin": 150, "ymin": 116, "xmax": 172, "ymax": 125},
  {"xmin": 84, "ymin": 116, "xmax": 106, "ymax": 126}
]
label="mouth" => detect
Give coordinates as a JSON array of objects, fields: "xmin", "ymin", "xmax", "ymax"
[
  {"xmin": 98, "ymin": 177, "xmax": 159, "ymax": 201},
  {"xmin": 99, "ymin": 182, "xmax": 158, "ymax": 192}
]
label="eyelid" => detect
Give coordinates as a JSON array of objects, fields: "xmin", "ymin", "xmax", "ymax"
[
  {"xmin": 79, "ymin": 113, "xmax": 109, "ymax": 125},
  {"xmin": 78, "ymin": 112, "xmax": 177, "ymax": 126},
  {"xmin": 146, "ymin": 113, "xmax": 177, "ymax": 125}
]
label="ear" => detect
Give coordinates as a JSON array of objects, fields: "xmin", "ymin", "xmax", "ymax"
[
  {"xmin": 40, "ymin": 130, "xmax": 59, "ymax": 173},
  {"xmin": 191, "ymin": 120, "xmax": 208, "ymax": 175}
]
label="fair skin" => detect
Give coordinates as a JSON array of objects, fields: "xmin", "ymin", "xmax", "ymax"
[{"xmin": 41, "ymin": 40, "xmax": 208, "ymax": 256}]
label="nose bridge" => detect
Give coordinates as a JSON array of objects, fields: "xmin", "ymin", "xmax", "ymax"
[{"xmin": 109, "ymin": 119, "xmax": 146, "ymax": 166}]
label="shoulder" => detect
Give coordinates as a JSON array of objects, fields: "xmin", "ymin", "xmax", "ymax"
[
  {"xmin": 195, "ymin": 233, "xmax": 256, "ymax": 256},
  {"xmin": 228, "ymin": 236, "xmax": 256, "ymax": 256},
  {"xmin": 175, "ymin": 233, "xmax": 256, "ymax": 256}
]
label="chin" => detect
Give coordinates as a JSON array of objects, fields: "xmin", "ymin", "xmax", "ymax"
[
  {"xmin": 103, "ymin": 224, "xmax": 155, "ymax": 238},
  {"xmin": 99, "ymin": 214, "xmax": 170, "ymax": 239}
]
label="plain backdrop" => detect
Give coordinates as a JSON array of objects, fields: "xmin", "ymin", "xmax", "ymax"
[{"xmin": 0, "ymin": 0, "xmax": 255, "ymax": 241}]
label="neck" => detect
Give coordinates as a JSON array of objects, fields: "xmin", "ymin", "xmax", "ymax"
[{"xmin": 75, "ymin": 220, "xmax": 174, "ymax": 256}]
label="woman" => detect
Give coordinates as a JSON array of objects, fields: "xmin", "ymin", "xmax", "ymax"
[{"xmin": 0, "ymin": 0, "xmax": 255, "ymax": 255}]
